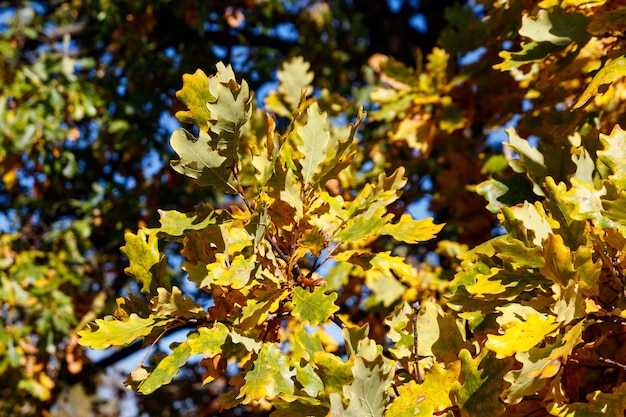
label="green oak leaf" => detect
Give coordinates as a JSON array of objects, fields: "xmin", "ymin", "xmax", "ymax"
[
  {"xmin": 334, "ymin": 207, "xmax": 392, "ymax": 242},
  {"xmin": 206, "ymin": 62, "xmax": 252, "ymax": 162},
  {"xmin": 492, "ymin": 235, "xmax": 545, "ymax": 269},
  {"xmin": 343, "ymin": 324, "xmax": 377, "ymax": 360},
  {"xmin": 187, "ymin": 323, "xmax": 229, "ymax": 355},
  {"xmin": 519, "ymin": 9, "xmax": 589, "ymax": 46},
  {"xmin": 174, "ymin": 69, "xmax": 214, "ymax": 129},
  {"xmin": 341, "ymin": 357, "xmax": 394, "ymax": 417},
  {"xmin": 156, "ymin": 207, "xmax": 217, "ymax": 237},
  {"xmin": 386, "ymin": 362, "xmax": 461, "ymax": 417},
  {"xmin": 316, "ymin": 107, "xmax": 364, "ymax": 186},
  {"xmin": 77, "ymin": 314, "xmax": 174, "ymax": 349},
  {"xmin": 296, "ymin": 363, "xmax": 324, "ymax": 397},
  {"xmin": 364, "ymin": 270, "xmax": 406, "ymax": 308},
  {"xmin": 451, "ymin": 349, "xmax": 514, "ymax": 417},
  {"xmin": 238, "ymin": 343, "xmax": 296, "ymax": 404},
  {"xmin": 278, "ymin": 56, "xmax": 314, "ymax": 109},
  {"xmin": 290, "ymin": 328, "xmax": 324, "ymax": 363},
  {"xmin": 169, "ymin": 128, "xmax": 238, "ymax": 193},
  {"xmin": 385, "ymin": 302, "xmax": 415, "ymax": 360},
  {"xmin": 597, "ymin": 125, "xmax": 626, "ymax": 189},
  {"xmin": 414, "ymin": 301, "xmax": 466, "ymax": 363},
  {"xmin": 476, "ymin": 178, "xmax": 509, "ymax": 213},
  {"xmin": 313, "ymin": 352, "xmax": 353, "ymax": 396},
  {"xmin": 292, "ymin": 286, "xmax": 339, "ymax": 326},
  {"xmin": 503, "ymin": 346, "xmax": 552, "ymax": 405},
  {"xmin": 380, "ymin": 214, "xmax": 444, "ymax": 243},
  {"xmin": 204, "ymin": 255, "xmax": 256, "ymax": 290},
  {"xmin": 296, "ymin": 102, "xmax": 334, "ymax": 187},
  {"xmin": 137, "ymin": 341, "xmax": 192, "ymax": 394},
  {"xmin": 120, "ymin": 229, "xmax": 166, "ymax": 295}
]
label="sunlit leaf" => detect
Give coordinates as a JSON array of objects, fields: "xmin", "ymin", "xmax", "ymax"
[
  {"xmin": 138, "ymin": 342, "xmax": 192, "ymax": 394},
  {"xmin": 296, "ymin": 102, "xmax": 333, "ymax": 186},
  {"xmin": 597, "ymin": 125, "xmax": 626, "ymax": 189},
  {"xmin": 296, "ymin": 364, "xmax": 324, "ymax": 397},
  {"xmin": 120, "ymin": 229, "xmax": 166, "ymax": 295},
  {"xmin": 238, "ymin": 343, "xmax": 296, "ymax": 404},
  {"xmin": 204, "ymin": 255, "xmax": 256, "ymax": 290},
  {"xmin": 380, "ymin": 214, "xmax": 443, "ymax": 243},
  {"xmin": 341, "ymin": 357, "xmax": 393, "ymax": 417},
  {"xmin": 278, "ymin": 56, "xmax": 314, "ymax": 109},
  {"xmin": 334, "ymin": 207, "xmax": 392, "ymax": 242},
  {"xmin": 292, "ymin": 286, "xmax": 339, "ymax": 326},
  {"xmin": 485, "ymin": 313, "xmax": 560, "ymax": 359},
  {"xmin": 77, "ymin": 314, "xmax": 173, "ymax": 349},
  {"xmin": 314, "ymin": 351, "xmax": 353, "ymax": 396},
  {"xmin": 174, "ymin": 69, "xmax": 214, "ymax": 129},
  {"xmin": 169, "ymin": 128, "xmax": 237, "ymax": 193},
  {"xmin": 540, "ymin": 234, "xmax": 577, "ymax": 287},
  {"xmin": 187, "ymin": 323, "xmax": 229, "ymax": 356},
  {"xmin": 156, "ymin": 207, "xmax": 217, "ymax": 237},
  {"xmin": 519, "ymin": 9, "xmax": 589, "ymax": 46},
  {"xmin": 574, "ymin": 56, "xmax": 626, "ymax": 109},
  {"xmin": 386, "ymin": 362, "xmax": 461, "ymax": 416}
]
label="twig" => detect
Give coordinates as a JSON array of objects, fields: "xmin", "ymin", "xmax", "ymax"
[
  {"xmin": 412, "ymin": 300, "xmax": 424, "ymax": 384},
  {"xmin": 330, "ymin": 314, "xmax": 347, "ymax": 329}
]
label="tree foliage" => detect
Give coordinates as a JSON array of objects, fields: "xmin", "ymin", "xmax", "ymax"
[{"xmin": 6, "ymin": 0, "xmax": 626, "ymax": 416}]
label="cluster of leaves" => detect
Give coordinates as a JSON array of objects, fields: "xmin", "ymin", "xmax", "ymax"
[
  {"xmin": 9, "ymin": 0, "xmax": 626, "ymax": 415},
  {"xmin": 79, "ymin": 61, "xmax": 443, "ymax": 415},
  {"xmin": 79, "ymin": 1, "xmax": 626, "ymax": 416}
]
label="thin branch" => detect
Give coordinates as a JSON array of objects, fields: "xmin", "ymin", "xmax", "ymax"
[{"xmin": 330, "ymin": 314, "xmax": 347, "ymax": 329}]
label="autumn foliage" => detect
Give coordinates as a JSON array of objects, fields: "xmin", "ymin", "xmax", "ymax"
[{"xmin": 6, "ymin": 0, "xmax": 626, "ymax": 416}]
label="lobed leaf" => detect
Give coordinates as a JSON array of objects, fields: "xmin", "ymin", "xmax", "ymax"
[
  {"xmin": 77, "ymin": 314, "xmax": 173, "ymax": 349},
  {"xmin": 519, "ymin": 9, "xmax": 589, "ymax": 47},
  {"xmin": 278, "ymin": 56, "xmax": 314, "ymax": 109},
  {"xmin": 174, "ymin": 69, "xmax": 214, "ymax": 129},
  {"xmin": 156, "ymin": 207, "xmax": 217, "ymax": 237},
  {"xmin": 341, "ymin": 357, "xmax": 394, "ymax": 417},
  {"xmin": 137, "ymin": 342, "xmax": 192, "ymax": 395},
  {"xmin": 485, "ymin": 313, "xmax": 560, "ymax": 359},
  {"xmin": 120, "ymin": 229, "xmax": 166, "ymax": 295},
  {"xmin": 292, "ymin": 286, "xmax": 339, "ymax": 326},
  {"xmin": 238, "ymin": 343, "xmax": 296, "ymax": 404},
  {"xmin": 296, "ymin": 102, "xmax": 334, "ymax": 187},
  {"xmin": 386, "ymin": 362, "xmax": 461, "ymax": 417},
  {"xmin": 451, "ymin": 349, "xmax": 513, "ymax": 417},
  {"xmin": 574, "ymin": 56, "xmax": 626, "ymax": 109},
  {"xmin": 380, "ymin": 214, "xmax": 444, "ymax": 243},
  {"xmin": 597, "ymin": 124, "xmax": 626, "ymax": 189}
]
